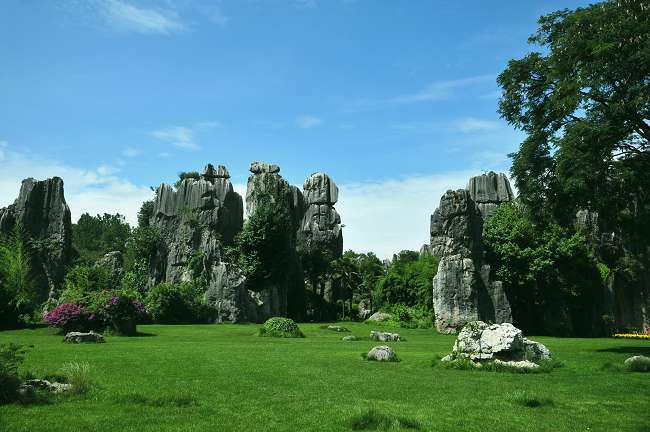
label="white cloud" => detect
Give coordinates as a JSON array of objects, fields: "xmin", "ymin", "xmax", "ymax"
[
  {"xmin": 196, "ymin": 4, "xmax": 229, "ymax": 26},
  {"xmin": 454, "ymin": 117, "xmax": 501, "ymax": 133},
  {"xmin": 347, "ymin": 74, "xmax": 495, "ymax": 112},
  {"xmin": 336, "ymin": 171, "xmax": 478, "ymax": 259},
  {"xmin": 296, "ymin": 115, "xmax": 323, "ymax": 129},
  {"xmin": 293, "ymin": 0, "xmax": 318, "ymax": 9},
  {"xmin": 0, "ymin": 140, "xmax": 7, "ymax": 161},
  {"xmin": 122, "ymin": 147, "xmax": 141, "ymax": 157},
  {"xmin": 151, "ymin": 126, "xmax": 200, "ymax": 150},
  {"xmin": 0, "ymin": 145, "xmax": 152, "ymax": 226},
  {"xmin": 98, "ymin": 0, "xmax": 185, "ymax": 34}
]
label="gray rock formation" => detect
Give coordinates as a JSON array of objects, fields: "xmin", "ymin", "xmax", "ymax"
[
  {"xmin": 245, "ymin": 161, "xmax": 306, "ymax": 320},
  {"xmin": 429, "ymin": 173, "xmax": 514, "ymax": 333},
  {"xmin": 366, "ymin": 345, "xmax": 398, "ymax": 362},
  {"xmin": 467, "ymin": 171, "xmax": 514, "ymax": 218},
  {"xmin": 148, "ymin": 164, "xmax": 250, "ymax": 322},
  {"xmin": 0, "ymin": 177, "xmax": 72, "ymax": 301},
  {"xmin": 366, "ymin": 312, "xmax": 393, "ymax": 322},
  {"xmin": 64, "ymin": 331, "xmax": 105, "ymax": 344},
  {"xmin": 370, "ymin": 331, "xmax": 401, "ymax": 342},
  {"xmin": 442, "ymin": 321, "xmax": 551, "ymax": 365},
  {"xmin": 298, "ymin": 172, "xmax": 343, "ymax": 312}
]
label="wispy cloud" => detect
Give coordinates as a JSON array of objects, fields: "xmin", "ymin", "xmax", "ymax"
[
  {"xmin": 392, "ymin": 116, "xmax": 503, "ymax": 135},
  {"xmin": 151, "ymin": 126, "xmax": 199, "ymax": 150},
  {"xmin": 122, "ymin": 147, "xmax": 141, "ymax": 158},
  {"xmin": 293, "ymin": 0, "xmax": 318, "ymax": 9},
  {"xmin": 0, "ymin": 144, "xmax": 152, "ymax": 225},
  {"xmin": 296, "ymin": 115, "xmax": 323, "ymax": 129},
  {"xmin": 347, "ymin": 74, "xmax": 495, "ymax": 112},
  {"xmin": 454, "ymin": 117, "xmax": 501, "ymax": 133},
  {"xmin": 196, "ymin": 3, "xmax": 230, "ymax": 26},
  {"xmin": 0, "ymin": 140, "xmax": 7, "ymax": 161},
  {"xmin": 97, "ymin": 0, "xmax": 185, "ymax": 34}
]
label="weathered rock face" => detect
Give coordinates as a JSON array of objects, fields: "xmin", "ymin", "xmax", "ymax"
[
  {"xmin": 298, "ymin": 172, "xmax": 343, "ymax": 311},
  {"xmin": 443, "ymin": 321, "xmax": 551, "ymax": 365},
  {"xmin": 429, "ymin": 173, "xmax": 514, "ymax": 333},
  {"xmin": 245, "ymin": 162, "xmax": 306, "ymax": 320},
  {"xmin": 0, "ymin": 177, "xmax": 72, "ymax": 301},
  {"xmin": 467, "ymin": 171, "xmax": 514, "ymax": 219},
  {"xmin": 148, "ymin": 164, "xmax": 249, "ymax": 322}
]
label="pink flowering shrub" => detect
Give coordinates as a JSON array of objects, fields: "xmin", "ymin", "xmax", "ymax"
[{"xmin": 43, "ymin": 303, "xmax": 95, "ymax": 332}]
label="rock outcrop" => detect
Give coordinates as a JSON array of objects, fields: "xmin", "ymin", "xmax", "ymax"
[
  {"xmin": 441, "ymin": 321, "xmax": 551, "ymax": 366},
  {"xmin": 0, "ymin": 177, "xmax": 72, "ymax": 301},
  {"xmin": 148, "ymin": 164, "xmax": 250, "ymax": 322},
  {"xmin": 64, "ymin": 331, "xmax": 105, "ymax": 344},
  {"xmin": 297, "ymin": 172, "xmax": 343, "ymax": 314},
  {"xmin": 429, "ymin": 172, "xmax": 513, "ymax": 333},
  {"xmin": 245, "ymin": 162, "xmax": 306, "ymax": 320},
  {"xmin": 366, "ymin": 345, "xmax": 399, "ymax": 362},
  {"xmin": 94, "ymin": 251, "xmax": 124, "ymax": 282},
  {"xmin": 467, "ymin": 172, "xmax": 514, "ymax": 219}
]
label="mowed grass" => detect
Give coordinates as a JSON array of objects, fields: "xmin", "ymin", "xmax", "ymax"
[{"xmin": 1, "ymin": 323, "xmax": 649, "ymax": 432}]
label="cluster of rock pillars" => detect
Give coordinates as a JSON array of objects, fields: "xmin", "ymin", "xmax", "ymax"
[{"xmin": 1, "ymin": 163, "xmax": 648, "ymax": 332}]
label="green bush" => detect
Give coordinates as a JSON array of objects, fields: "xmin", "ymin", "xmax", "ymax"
[
  {"xmin": 144, "ymin": 282, "xmax": 207, "ymax": 324},
  {"xmin": 0, "ymin": 343, "xmax": 28, "ymax": 404},
  {"xmin": 373, "ymin": 305, "xmax": 433, "ymax": 329},
  {"xmin": 0, "ymin": 225, "xmax": 37, "ymax": 329},
  {"xmin": 259, "ymin": 317, "xmax": 304, "ymax": 338}
]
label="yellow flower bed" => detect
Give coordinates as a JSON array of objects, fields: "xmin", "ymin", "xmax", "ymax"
[{"xmin": 613, "ymin": 333, "xmax": 650, "ymax": 340}]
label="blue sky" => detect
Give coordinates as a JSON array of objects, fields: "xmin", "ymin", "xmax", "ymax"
[{"xmin": 0, "ymin": 0, "xmax": 590, "ymax": 257}]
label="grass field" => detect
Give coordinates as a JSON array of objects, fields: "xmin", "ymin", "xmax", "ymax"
[{"xmin": 1, "ymin": 323, "xmax": 649, "ymax": 432}]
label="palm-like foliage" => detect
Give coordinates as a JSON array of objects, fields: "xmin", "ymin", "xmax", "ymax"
[
  {"xmin": 330, "ymin": 255, "xmax": 361, "ymax": 320},
  {"xmin": 0, "ymin": 224, "xmax": 36, "ymax": 328}
]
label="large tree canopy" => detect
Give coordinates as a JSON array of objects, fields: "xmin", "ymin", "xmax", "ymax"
[{"xmin": 498, "ymin": 0, "xmax": 649, "ymax": 238}]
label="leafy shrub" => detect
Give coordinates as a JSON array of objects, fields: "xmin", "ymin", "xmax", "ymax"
[
  {"xmin": 102, "ymin": 295, "xmax": 145, "ymax": 322},
  {"xmin": 259, "ymin": 317, "xmax": 304, "ymax": 338},
  {"xmin": 372, "ymin": 305, "xmax": 433, "ymax": 329},
  {"xmin": 0, "ymin": 225, "xmax": 37, "ymax": 329},
  {"xmin": 43, "ymin": 303, "xmax": 96, "ymax": 333},
  {"xmin": 625, "ymin": 356, "xmax": 650, "ymax": 372},
  {"xmin": 60, "ymin": 362, "xmax": 93, "ymax": 395},
  {"xmin": 0, "ymin": 343, "xmax": 28, "ymax": 404},
  {"xmin": 349, "ymin": 409, "xmax": 420, "ymax": 431},
  {"xmin": 144, "ymin": 282, "xmax": 206, "ymax": 324}
]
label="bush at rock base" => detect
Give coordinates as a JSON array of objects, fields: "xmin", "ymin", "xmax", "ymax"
[
  {"xmin": 43, "ymin": 303, "xmax": 97, "ymax": 333},
  {"xmin": 144, "ymin": 282, "xmax": 207, "ymax": 324},
  {"xmin": 0, "ymin": 343, "xmax": 27, "ymax": 404},
  {"xmin": 258, "ymin": 317, "xmax": 304, "ymax": 338}
]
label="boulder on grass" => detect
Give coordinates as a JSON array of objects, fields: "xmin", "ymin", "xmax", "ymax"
[
  {"xmin": 342, "ymin": 335, "xmax": 358, "ymax": 341},
  {"xmin": 624, "ymin": 355, "xmax": 650, "ymax": 372},
  {"xmin": 366, "ymin": 346, "xmax": 398, "ymax": 362},
  {"xmin": 370, "ymin": 331, "xmax": 401, "ymax": 342},
  {"xmin": 22, "ymin": 379, "xmax": 72, "ymax": 394},
  {"xmin": 442, "ymin": 321, "xmax": 552, "ymax": 368},
  {"xmin": 327, "ymin": 325, "xmax": 349, "ymax": 332},
  {"xmin": 64, "ymin": 331, "xmax": 105, "ymax": 344},
  {"xmin": 366, "ymin": 312, "xmax": 392, "ymax": 322}
]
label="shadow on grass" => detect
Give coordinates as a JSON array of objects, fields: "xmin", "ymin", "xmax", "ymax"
[
  {"xmin": 115, "ymin": 393, "xmax": 199, "ymax": 407},
  {"xmin": 595, "ymin": 346, "xmax": 650, "ymax": 356},
  {"xmin": 130, "ymin": 331, "xmax": 157, "ymax": 337},
  {"xmin": 349, "ymin": 409, "xmax": 421, "ymax": 431}
]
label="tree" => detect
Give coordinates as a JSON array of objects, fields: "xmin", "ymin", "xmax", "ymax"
[
  {"xmin": 233, "ymin": 199, "xmax": 294, "ymax": 291},
  {"xmin": 137, "ymin": 200, "xmax": 154, "ymax": 228},
  {"xmin": 374, "ymin": 251, "xmax": 438, "ymax": 311},
  {"xmin": 0, "ymin": 225, "xmax": 36, "ymax": 328},
  {"xmin": 497, "ymin": 0, "xmax": 650, "ymax": 238},
  {"xmin": 483, "ymin": 202, "xmax": 603, "ymax": 336},
  {"xmin": 330, "ymin": 253, "xmax": 361, "ymax": 320},
  {"xmin": 72, "ymin": 213, "xmax": 131, "ymax": 264}
]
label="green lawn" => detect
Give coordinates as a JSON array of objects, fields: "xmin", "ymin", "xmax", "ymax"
[{"xmin": 1, "ymin": 323, "xmax": 649, "ymax": 432}]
